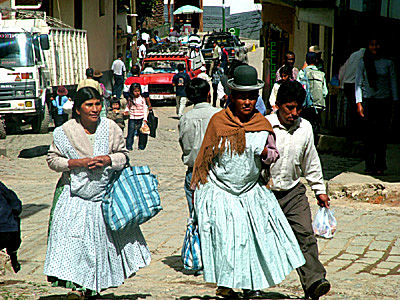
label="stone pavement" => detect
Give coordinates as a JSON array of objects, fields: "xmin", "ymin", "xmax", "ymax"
[{"xmin": 1, "ymin": 105, "xmax": 399, "ymax": 300}]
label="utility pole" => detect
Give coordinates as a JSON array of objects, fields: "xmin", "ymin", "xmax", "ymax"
[
  {"xmin": 222, "ymin": 0, "xmax": 225, "ymax": 32},
  {"xmin": 130, "ymin": 0, "xmax": 137, "ymax": 66}
]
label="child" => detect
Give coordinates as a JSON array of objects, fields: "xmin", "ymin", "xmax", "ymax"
[
  {"xmin": 0, "ymin": 181, "xmax": 22, "ymax": 273},
  {"xmin": 269, "ymin": 65, "xmax": 293, "ymax": 112},
  {"xmin": 107, "ymin": 98, "xmax": 126, "ymax": 131},
  {"xmin": 51, "ymin": 86, "xmax": 70, "ymax": 127},
  {"xmin": 124, "ymin": 83, "xmax": 149, "ymax": 150}
]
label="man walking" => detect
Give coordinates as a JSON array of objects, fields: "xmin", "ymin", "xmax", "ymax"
[
  {"xmin": 297, "ymin": 52, "xmax": 328, "ymax": 144},
  {"xmin": 267, "ymin": 80, "xmax": 331, "ymax": 300},
  {"xmin": 111, "ymin": 53, "xmax": 126, "ymax": 99},
  {"xmin": 172, "ymin": 64, "xmax": 191, "ymax": 118},
  {"xmin": 276, "ymin": 51, "xmax": 299, "ymax": 81},
  {"xmin": 179, "ymin": 78, "xmax": 220, "ymax": 214},
  {"xmin": 209, "ymin": 42, "xmax": 221, "ymax": 75}
]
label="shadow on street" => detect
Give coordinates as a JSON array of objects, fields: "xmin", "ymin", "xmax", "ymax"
[
  {"xmin": 20, "ymin": 204, "xmax": 50, "ymax": 219},
  {"xmin": 39, "ymin": 293, "xmax": 151, "ymax": 299}
]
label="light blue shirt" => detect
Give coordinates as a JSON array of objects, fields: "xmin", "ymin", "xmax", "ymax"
[{"xmin": 52, "ymin": 96, "xmax": 68, "ymax": 115}]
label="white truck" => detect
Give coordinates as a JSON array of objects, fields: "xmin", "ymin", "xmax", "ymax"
[{"xmin": 0, "ymin": 12, "xmax": 88, "ymax": 138}]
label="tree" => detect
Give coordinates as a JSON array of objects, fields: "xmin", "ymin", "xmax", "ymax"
[
  {"xmin": 168, "ymin": 0, "xmax": 171, "ymax": 24},
  {"xmin": 118, "ymin": 0, "xmax": 162, "ymax": 27},
  {"xmin": 136, "ymin": 0, "xmax": 162, "ymax": 26}
]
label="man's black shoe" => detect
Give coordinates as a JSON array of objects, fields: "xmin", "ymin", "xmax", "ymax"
[
  {"xmin": 242, "ymin": 290, "xmax": 263, "ymax": 299},
  {"xmin": 307, "ymin": 279, "xmax": 331, "ymax": 299}
]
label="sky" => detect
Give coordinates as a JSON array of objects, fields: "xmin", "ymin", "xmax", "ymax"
[{"xmin": 163, "ymin": 0, "xmax": 261, "ymax": 15}]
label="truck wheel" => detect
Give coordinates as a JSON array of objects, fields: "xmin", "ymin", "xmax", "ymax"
[
  {"xmin": 32, "ymin": 104, "xmax": 50, "ymax": 134},
  {"xmin": 0, "ymin": 121, "xmax": 6, "ymax": 139}
]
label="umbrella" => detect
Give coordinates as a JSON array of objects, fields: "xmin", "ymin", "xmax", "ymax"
[{"xmin": 173, "ymin": 5, "xmax": 203, "ymax": 15}]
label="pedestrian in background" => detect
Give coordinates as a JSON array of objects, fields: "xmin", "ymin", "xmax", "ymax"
[
  {"xmin": 276, "ymin": 51, "xmax": 298, "ymax": 81},
  {"xmin": 297, "ymin": 51, "xmax": 328, "ymax": 144},
  {"xmin": 172, "ymin": 63, "xmax": 191, "ymax": 118},
  {"xmin": 77, "ymin": 67, "xmax": 103, "ymax": 96},
  {"xmin": 220, "ymin": 44, "xmax": 229, "ymax": 72},
  {"xmin": 138, "ymin": 40, "xmax": 147, "ymax": 64},
  {"xmin": 355, "ymin": 37, "xmax": 398, "ymax": 175},
  {"xmin": 124, "ymin": 83, "xmax": 149, "ymax": 151},
  {"xmin": 267, "ymin": 80, "xmax": 331, "ymax": 300},
  {"xmin": 111, "ymin": 53, "xmax": 126, "ymax": 99},
  {"xmin": 339, "ymin": 47, "xmax": 365, "ymax": 132},
  {"xmin": 178, "ymin": 78, "xmax": 220, "ymax": 215},
  {"xmin": 93, "ymin": 70, "xmax": 109, "ymax": 118},
  {"xmin": 45, "ymin": 87, "xmax": 150, "ymax": 298},
  {"xmin": 191, "ymin": 65, "xmax": 305, "ymax": 299},
  {"xmin": 269, "ymin": 65, "xmax": 293, "ymax": 112},
  {"xmin": 188, "ymin": 28, "xmax": 201, "ymax": 49},
  {"xmin": 209, "ymin": 42, "xmax": 221, "ymax": 75},
  {"xmin": 51, "ymin": 86, "xmax": 70, "ymax": 127},
  {"xmin": 0, "ymin": 181, "xmax": 22, "ymax": 274},
  {"xmin": 211, "ymin": 60, "xmax": 224, "ymax": 107}
]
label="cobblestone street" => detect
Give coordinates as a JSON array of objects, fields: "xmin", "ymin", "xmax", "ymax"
[{"xmin": 1, "ymin": 105, "xmax": 400, "ymax": 300}]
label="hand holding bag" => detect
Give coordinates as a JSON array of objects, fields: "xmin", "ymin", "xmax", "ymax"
[
  {"xmin": 181, "ymin": 211, "xmax": 203, "ymax": 270},
  {"xmin": 102, "ymin": 165, "xmax": 162, "ymax": 231}
]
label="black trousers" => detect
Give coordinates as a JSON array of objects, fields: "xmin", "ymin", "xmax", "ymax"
[
  {"xmin": 273, "ymin": 183, "xmax": 326, "ymax": 291},
  {"xmin": 212, "ymin": 83, "xmax": 218, "ymax": 107},
  {"xmin": 53, "ymin": 114, "xmax": 68, "ymax": 128},
  {"xmin": 362, "ymin": 98, "xmax": 390, "ymax": 171}
]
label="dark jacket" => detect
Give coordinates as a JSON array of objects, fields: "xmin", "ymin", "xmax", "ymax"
[{"xmin": 0, "ymin": 181, "xmax": 22, "ymax": 232}]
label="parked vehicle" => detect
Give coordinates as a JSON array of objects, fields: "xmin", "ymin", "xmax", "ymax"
[
  {"xmin": 0, "ymin": 13, "xmax": 88, "ymax": 137},
  {"xmin": 201, "ymin": 31, "xmax": 248, "ymax": 67},
  {"xmin": 134, "ymin": 51, "xmax": 202, "ymax": 102}
]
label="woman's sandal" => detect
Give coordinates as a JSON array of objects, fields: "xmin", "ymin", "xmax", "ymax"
[{"xmin": 216, "ymin": 286, "xmax": 240, "ymax": 299}]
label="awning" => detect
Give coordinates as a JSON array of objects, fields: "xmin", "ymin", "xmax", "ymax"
[{"xmin": 173, "ymin": 5, "xmax": 203, "ymax": 15}]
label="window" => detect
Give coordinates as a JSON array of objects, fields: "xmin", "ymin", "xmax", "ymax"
[
  {"xmin": 99, "ymin": 0, "xmax": 105, "ymax": 17},
  {"xmin": 308, "ymin": 23, "xmax": 320, "ymax": 48},
  {"xmin": 74, "ymin": 0, "xmax": 82, "ymax": 29}
]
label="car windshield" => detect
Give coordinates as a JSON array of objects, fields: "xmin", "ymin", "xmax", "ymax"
[
  {"xmin": 0, "ymin": 33, "xmax": 34, "ymax": 68},
  {"xmin": 142, "ymin": 60, "xmax": 186, "ymax": 74},
  {"xmin": 204, "ymin": 36, "xmax": 237, "ymax": 49}
]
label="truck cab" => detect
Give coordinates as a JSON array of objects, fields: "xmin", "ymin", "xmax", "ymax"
[{"xmin": 0, "ymin": 19, "xmax": 51, "ymax": 136}]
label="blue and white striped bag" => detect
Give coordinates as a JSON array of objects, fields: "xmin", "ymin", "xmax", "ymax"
[
  {"xmin": 181, "ymin": 214, "xmax": 203, "ymax": 270},
  {"xmin": 102, "ymin": 165, "xmax": 162, "ymax": 231}
]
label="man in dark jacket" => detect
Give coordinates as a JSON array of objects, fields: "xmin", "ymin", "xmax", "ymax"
[{"xmin": 0, "ymin": 181, "xmax": 22, "ymax": 273}]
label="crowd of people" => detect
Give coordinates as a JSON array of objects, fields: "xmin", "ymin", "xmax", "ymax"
[{"xmin": 2, "ymin": 31, "xmax": 398, "ymax": 300}]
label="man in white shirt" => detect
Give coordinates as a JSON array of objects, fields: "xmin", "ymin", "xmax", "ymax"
[
  {"xmin": 138, "ymin": 41, "xmax": 147, "ymax": 60},
  {"xmin": 267, "ymin": 80, "xmax": 331, "ymax": 300},
  {"xmin": 141, "ymin": 29, "xmax": 150, "ymax": 44},
  {"xmin": 111, "ymin": 53, "xmax": 126, "ymax": 99},
  {"xmin": 179, "ymin": 78, "xmax": 221, "ymax": 213}
]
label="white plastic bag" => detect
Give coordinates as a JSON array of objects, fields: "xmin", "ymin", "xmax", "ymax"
[
  {"xmin": 62, "ymin": 99, "xmax": 74, "ymax": 115},
  {"xmin": 312, "ymin": 207, "xmax": 337, "ymax": 239}
]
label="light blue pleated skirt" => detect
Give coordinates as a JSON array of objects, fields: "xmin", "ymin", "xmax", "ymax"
[{"xmin": 195, "ymin": 181, "xmax": 305, "ymax": 290}]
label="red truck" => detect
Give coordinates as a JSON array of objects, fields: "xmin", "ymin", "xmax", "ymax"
[{"xmin": 125, "ymin": 52, "xmax": 203, "ymax": 102}]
